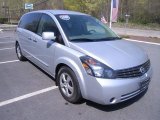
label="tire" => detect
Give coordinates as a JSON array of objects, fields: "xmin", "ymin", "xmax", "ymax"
[
  {"xmin": 57, "ymin": 66, "xmax": 82, "ymax": 103},
  {"xmin": 15, "ymin": 42, "xmax": 26, "ymax": 61}
]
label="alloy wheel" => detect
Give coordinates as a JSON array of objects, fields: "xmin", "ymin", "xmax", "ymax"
[{"xmin": 59, "ymin": 73, "xmax": 74, "ymax": 97}]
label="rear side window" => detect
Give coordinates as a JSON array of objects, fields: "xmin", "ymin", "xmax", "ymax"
[{"xmin": 19, "ymin": 13, "xmax": 42, "ymax": 33}]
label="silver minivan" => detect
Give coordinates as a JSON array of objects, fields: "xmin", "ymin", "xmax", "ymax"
[{"xmin": 16, "ymin": 10, "xmax": 152, "ymax": 105}]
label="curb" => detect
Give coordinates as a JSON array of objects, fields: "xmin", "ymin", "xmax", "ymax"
[
  {"xmin": 125, "ymin": 38, "xmax": 160, "ymax": 45},
  {"xmin": 112, "ymin": 27, "xmax": 160, "ymax": 38},
  {"xmin": 0, "ymin": 27, "xmax": 16, "ymax": 31},
  {"xmin": 0, "ymin": 24, "xmax": 17, "ymax": 31}
]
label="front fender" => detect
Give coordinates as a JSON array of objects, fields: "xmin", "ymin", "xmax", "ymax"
[{"xmin": 54, "ymin": 57, "xmax": 87, "ymax": 98}]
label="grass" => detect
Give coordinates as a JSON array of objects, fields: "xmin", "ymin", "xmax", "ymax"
[{"xmin": 112, "ymin": 22, "xmax": 160, "ymax": 31}]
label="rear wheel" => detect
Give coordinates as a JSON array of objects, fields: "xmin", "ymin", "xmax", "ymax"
[
  {"xmin": 57, "ymin": 66, "xmax": 82, "ymax": 103},
  {"xmin": 15, "ymin": 42, "xmax": 26, "ymax": 61}
]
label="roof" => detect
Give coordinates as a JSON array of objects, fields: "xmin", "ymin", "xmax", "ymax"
[{"xmin": 30, "ymin": 10, "xmax": 87, "ymax": 15}]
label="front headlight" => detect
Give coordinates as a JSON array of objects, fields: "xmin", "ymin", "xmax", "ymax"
[{"xmin": 80, "ymin": 56, "xmax": 116, "ymax": 79}]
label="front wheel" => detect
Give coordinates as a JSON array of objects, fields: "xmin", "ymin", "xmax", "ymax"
[
  {"xmin": 57, "ymin": 66, "xmax": 82, "ymax": 103},
  {"xmin": 15, "ymin": 42, "xmax": 26, "ymax": 61}
]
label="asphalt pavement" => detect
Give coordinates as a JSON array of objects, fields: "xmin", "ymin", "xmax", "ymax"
[{"xmin": 0, "ymin": 30, "xmax": 160, "ymax": 120}]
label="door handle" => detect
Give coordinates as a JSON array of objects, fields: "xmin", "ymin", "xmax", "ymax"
[
  {"xmin": 28, "ymin": 37, "xmax": 32, "ymax": 40},
  {"xmin": 33, "ymin": 39, "xmax": 37, "ymax": 43}
]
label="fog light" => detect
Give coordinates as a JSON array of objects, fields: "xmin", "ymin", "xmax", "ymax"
[{"xmin": 110, "ymin": 97, "xmax": 117, "ymax": 104}]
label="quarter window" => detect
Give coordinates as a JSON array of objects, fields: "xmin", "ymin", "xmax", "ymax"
[{"xmin": 19, "ymin": 13, "xmax": 41, "ymax": 33}]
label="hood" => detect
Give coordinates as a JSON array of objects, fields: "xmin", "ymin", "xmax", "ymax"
[{"xmin": 69, "ymin": 39, "xmax": 148, "ymax": 70}]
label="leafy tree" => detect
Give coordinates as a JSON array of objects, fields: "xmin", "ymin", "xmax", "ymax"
[{"xmin": 63, "ymin": 0, "xmax": 106, "ymax": 17}]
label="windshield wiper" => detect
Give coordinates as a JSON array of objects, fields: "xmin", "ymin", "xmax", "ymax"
[
  {"xmin": 95, "ymin": 37, "xmax": 122, "ymax": 41},
  {"xmin": 105, "ymin": 37, "xmax": 122, "ymax": 40},
  {"xmin": 70, "ymin": 38, "xmax": 96, "ymax": 42},
  {"xmin": 70, "ymin": 37, "xmax": 122, "ymax": 42}
]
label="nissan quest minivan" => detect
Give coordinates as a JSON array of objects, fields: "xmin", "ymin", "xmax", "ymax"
[{"xmin": 16, "ymin": 10, "xmax": 152, "ymax": 105}]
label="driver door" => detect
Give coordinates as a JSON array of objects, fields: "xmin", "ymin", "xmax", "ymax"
[{"xmin": 32, "ymin": 14, "xmax": 60, "ymax": 74}]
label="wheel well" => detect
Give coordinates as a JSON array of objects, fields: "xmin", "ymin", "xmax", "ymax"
[{"xmin": 55, "ymin": 63, "xmax": 69, "ymax": 84}]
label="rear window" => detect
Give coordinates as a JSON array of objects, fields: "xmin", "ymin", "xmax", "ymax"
[{"xmin": 19, "ymin": 13, "xmax": 42, "ymax": 33}]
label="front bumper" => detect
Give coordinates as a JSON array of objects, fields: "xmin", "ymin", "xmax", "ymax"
[{"xmin": 84, "ymin": 67, "xmax": 152, "ymax": 105}]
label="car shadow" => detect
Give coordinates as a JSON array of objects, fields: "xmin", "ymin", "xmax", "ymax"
[{"xmin": 85, "ymin": 89, "xmax": 148, "ymax": 112}]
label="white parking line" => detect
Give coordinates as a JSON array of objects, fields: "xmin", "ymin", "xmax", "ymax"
[
  {"xmin": 0, "ymin": 86, "xmax": 58, "ymax": 107},
  {"xmin": 0, "ymin": 47, "xmax": 15, "ymax": 51},
  {"xmin": 125, "ymin": 38, "xmax": 160, "ymax": 46},
  {"xmin": 0, "ymin": 60, "xmax": 19, "ymax": 64},
  {"xmin": 0, "ymin": 41, "xmax": 14, "ymax": 44}
]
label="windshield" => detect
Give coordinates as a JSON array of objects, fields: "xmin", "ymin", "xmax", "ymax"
[{"xmin": 55, "ymin": 14, "xmax": 120, "ymax": 42}]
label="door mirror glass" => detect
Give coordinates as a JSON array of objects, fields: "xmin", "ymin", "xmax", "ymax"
[{"xmin": 42, "ymin": 32, "xmax": 56, "ymax": 40}]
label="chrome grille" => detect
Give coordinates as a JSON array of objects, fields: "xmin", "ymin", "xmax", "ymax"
[{"xmin": 116, "ymin": 60, "xmax": 150, "ymax": 78}]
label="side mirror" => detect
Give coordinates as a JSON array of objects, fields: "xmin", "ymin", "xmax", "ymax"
[{"xmin": 42, "ymin": 32, "xmax": 56, "ymax": 40}]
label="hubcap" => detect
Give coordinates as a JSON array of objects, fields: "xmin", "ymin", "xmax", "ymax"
[
  {"xmin": 16, "ymin": 45, "xmax": 21, "ymax": 58},
  {"xmin": 60, "ymin": 73, "xmax": 74, "ymax": 97}
]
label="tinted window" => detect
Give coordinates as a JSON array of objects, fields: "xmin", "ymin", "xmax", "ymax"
[
  {"xmin": 37, "ymin": 14, "xmax": 58, "ymax": 36},
  {"xmin": 19, "ymin": 13, "xmax": 42, "ymax": 33}
]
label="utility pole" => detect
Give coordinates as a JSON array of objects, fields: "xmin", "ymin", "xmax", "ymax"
[{"xmin": 109, "ymin": 0, "xmax": 113, "ymax": 28}]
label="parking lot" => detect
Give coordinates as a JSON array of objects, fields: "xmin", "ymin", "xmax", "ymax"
[{"xmin": 0, "ymin": 30, "xmax": 160, "ymax": 120}]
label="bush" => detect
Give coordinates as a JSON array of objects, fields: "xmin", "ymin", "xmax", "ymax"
[
  {"xmin": 0, "ymin": 18, "xmax": 8, "ymax": 24},
  {"xmin": 118, "ymin": 17, "xmax": 125, "ymax": 22}
]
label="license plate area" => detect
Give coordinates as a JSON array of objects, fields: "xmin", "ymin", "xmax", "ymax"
[{"xmin": 139, "ymin": 77, "xmax": 150, "ymax": 88}]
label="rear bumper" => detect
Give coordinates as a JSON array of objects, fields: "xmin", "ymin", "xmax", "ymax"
[{"xmin": 84, "ymin": 67, "xmax": 152, "ymax": 105}]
